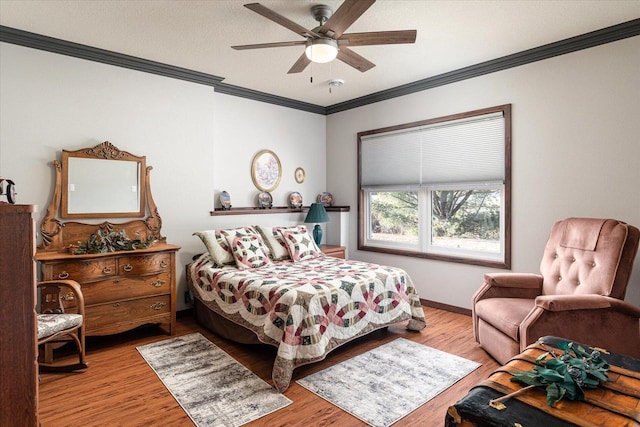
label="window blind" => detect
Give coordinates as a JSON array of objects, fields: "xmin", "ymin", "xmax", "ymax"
[{"xmin": 361, "ymin": 112, "xmax": 505, "ymax": 188}]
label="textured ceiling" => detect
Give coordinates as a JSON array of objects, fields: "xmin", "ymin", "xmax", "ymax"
[{"xmin": 1, "ymin": 0, "xmax": 639, "ymax": 107}]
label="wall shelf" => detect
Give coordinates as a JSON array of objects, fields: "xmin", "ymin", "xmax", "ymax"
[{"xmin": 210, "ymin": 206, "xmax": 350, "ymax": 216}]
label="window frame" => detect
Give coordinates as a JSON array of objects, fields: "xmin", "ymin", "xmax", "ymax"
[{"xmin": 357, "ymin": 104, "xmax": 511, "ymax": 269}]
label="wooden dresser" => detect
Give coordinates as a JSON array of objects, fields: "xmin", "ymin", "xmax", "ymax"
[
  {"xmin": 35, "ymin": 142, "xmax": 180, "ymax": 342},
  {"xmin": 0, "ymin": 204, "xmax": 38, "ymax": 426},
  {"xmin": 36, "ymin": 243, "xmax": 179, "ymax": 336}
]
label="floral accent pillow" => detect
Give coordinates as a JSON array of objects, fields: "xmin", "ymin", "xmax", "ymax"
[
  {"xmin": 219, "ymin": 226, "xmax": 270, "ymax": 257},
  {"xmin": 257, "ymin": 225, "xmax": 292, "ymax": 261},
  {"xmin": 224, "ymin": 234, "xmax": 272, "ymax": 270},
  {"xmin": 278, "ymin": 225, "xmax": 321, "ymax": 261}
]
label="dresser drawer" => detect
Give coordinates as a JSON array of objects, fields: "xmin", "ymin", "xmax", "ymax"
[
  {"xmin": 118, "ymin": 253, "xmax": 171, "ymax": 276},
  {"xmin": 79, "ymin": 272, "xmax": 171, "ymax": 305},
  {"xmin": 86, "ymin": 295, "xmax": 171, "ymax": 330},
  {"xmin": 47, "ymin": 258, "xmax": 117, "ymax": 282}
]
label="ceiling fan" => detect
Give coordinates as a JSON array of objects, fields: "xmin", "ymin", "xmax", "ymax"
[{"xmin": 231, "ymin": 0, "xmax": 417, "ymax": 74}]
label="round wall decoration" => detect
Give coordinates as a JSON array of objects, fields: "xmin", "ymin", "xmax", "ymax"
[
  {"xmin": 294, "ymin": 167, "xmax": 305, "ymax": 184},
  {"xmin": 251, "ymin": 149, "xmax": 281, "ymax": 192}
]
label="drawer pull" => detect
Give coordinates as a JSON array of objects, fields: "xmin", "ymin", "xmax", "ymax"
[
  {"xmin": 123, "ymin": 264, "xmax": 134, "ymax": 272},
  {"xmin": 151, "ymin": 280, "xmax": 165, "ymax": 288},
  {"xmin": 151, "ymin": 302, "xmax": 166, "ymax": 310},
  {"xmin": 160, "ymin": 260, "xmax": 168, "ymax": 268},
  {"xmin": 61, "ymin": 292, "xmax": 75, "ymax": 301},
  {"xmin": 103, "ymin": 266, "xmax": 113, "ymax": 274},
  {"xmin": 113, "ymin": 303, "xmax": 120, "ymax": 307},
  {"xmin": 58, "ymin": 271, "xmax": 69, "ymax": 279}
]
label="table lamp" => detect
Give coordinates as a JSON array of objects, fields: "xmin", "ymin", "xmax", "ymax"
[{"xmin": 304, "ymin": 203, "xmax": 330, "ymax": 246}]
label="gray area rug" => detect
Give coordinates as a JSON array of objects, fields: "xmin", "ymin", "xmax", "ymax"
[
  {"xmin": 297, "ymin": 338, "xmax": 480, "ymax": 427},
  {"xmin": 137, "ymin": 332, "xmax": 291, "ymax": 427}
]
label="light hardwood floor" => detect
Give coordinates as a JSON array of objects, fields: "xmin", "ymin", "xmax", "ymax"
[{"xmin": 38, "ymin": 306, "xmax": 500, "ymax": 426}]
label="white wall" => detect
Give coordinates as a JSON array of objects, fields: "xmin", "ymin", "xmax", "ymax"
[
  {"xmin": 2, "ymin": 35, "xmax": 639, "ymax": 314},
  {"xmin": 327, "ymin": 36, "xmax": 640, "ymax": 309},
  {"xmin": 0, "ymin": 42, "xmax": 327, "ymax": 310}
]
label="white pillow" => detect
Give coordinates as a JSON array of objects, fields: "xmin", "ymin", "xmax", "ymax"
[
  {"xmin": 225, "ymin": 233, "xmax": 272, "ymax": 270},
  {"xmin": 256, "ymin": 225, "xmax": 290, "ymax": 261},
  {"xmin": 277, "ymin": 225, "xmax": 321, "ymax": 261},
  {"xmin": 193, "ymin": 230, "xmax": 234, "ymax": 266}
]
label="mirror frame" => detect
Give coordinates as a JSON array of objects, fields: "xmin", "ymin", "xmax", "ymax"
[
  {"xmin": 38, "ymin": 141, "xmax": 164, "ymax": 252},
  {"xmin": 61, "ymin": 142, "xmax": 147, "ymax": 218}
]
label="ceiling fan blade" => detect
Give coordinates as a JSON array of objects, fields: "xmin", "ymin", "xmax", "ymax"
[
  {"xmin": 244, "ymin": 3, "xmax": 320, "ymax": 39},
  {"xmin": 232, "ymin": 40, "xmax": 307, "ymax": 50},
  {"xmin": 339, "ymin": 30, "xmax": 417, "ymax": 46},
  {"xmin": 337, "ymin": 46, "xmax": 375, "ymax": 72},
  {"xmin": 287, "ymin": 53, "xmax": 312, "ymax": 74},
  {"xmin": 319, "ymin": 0, "xmax": 375, "ymax": 39}
]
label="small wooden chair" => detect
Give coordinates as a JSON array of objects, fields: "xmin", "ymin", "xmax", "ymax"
[{"xmin": 37, "ymin": 280, "xmax": 88, "ymax": 372}]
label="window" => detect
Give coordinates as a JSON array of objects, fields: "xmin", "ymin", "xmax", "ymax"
[{"xmin": 358, "ymin": 105, "xmax": 511, "ymax": 268}]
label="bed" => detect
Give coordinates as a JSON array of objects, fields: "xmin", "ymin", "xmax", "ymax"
[{"xmin": 187, "ymin": 225, "xmax": 427, "ymax": 391}]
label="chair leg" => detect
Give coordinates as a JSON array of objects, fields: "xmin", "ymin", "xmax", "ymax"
[{"xmin": 38, "ymin": 333, "xmax": 88, "ymax": 373}]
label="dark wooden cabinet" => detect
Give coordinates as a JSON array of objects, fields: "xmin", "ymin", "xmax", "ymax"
[{"xmin": 0, "ymin": 204, "xmax": 38, "ymax": 426}]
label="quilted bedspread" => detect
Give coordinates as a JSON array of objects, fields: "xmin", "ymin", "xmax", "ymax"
[{"xmin": 188, "ymin": 253, "xmax": 427, "ymax": 391}]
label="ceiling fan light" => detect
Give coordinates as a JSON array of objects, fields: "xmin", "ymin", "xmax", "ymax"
[{"xmin": 305, "ymin": 39, "xmax": 338, "ymax": 63}]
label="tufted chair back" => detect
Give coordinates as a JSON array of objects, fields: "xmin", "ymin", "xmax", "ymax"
[{"xmin": 539, "ymin": 218, "xmax": 640, "ymax": 299}]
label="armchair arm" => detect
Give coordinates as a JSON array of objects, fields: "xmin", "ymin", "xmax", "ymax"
[
  {"xmin": 485, "ymin": 273, "xmax": 543, "ymax": 289},
  {"xmin": 37, "ymin": 280, "xmax": 85, "ymax": 316},
  {"xmin": 520, "ymin": 295, "xmax": 640, "ymax": 358},
  {"xmin": 473, "ymin": 272, "xmax": 543, "ymax": 303},
  {"xmin": 535, "ymin": 294, "xmax": 640, "ymax": 316}
]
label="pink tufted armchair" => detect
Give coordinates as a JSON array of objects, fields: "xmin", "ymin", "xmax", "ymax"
[{"xmin": 473, "ymin": 218, "xmax": 640, "ymax": 364}]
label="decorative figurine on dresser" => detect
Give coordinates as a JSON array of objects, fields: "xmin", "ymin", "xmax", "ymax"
[{"xmin": 35, "ymin": 142, "xmax": 180, "ymax": 350}]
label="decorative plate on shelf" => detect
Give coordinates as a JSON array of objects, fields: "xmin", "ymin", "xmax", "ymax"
[
  {"xmin": 289, "ymin": 191, "xmax": 303, "ymax": 208},
  {"xmin": 258, "ymin": 191, "xmax": 273, "ymax": 209},
  {"xmin": 317, "ymin": 192, "xmax": 334, "ymax": 207},
  {"xmin": 219, "ymin": 190, "xmax": 231, "ymax": 210}
]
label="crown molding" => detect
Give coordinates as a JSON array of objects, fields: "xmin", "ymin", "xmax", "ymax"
[
  {"xmin": 325, "ymin": 18, "xmax": 640, "ymax": 114},
  {"xmin": 2, "ymin": 19, "xmax": 639, "ymax": 116},
  {"xmin": 0, "ymin": 25, "xmax": 224, "ymax": 87},
  {"xmin": 214, "ymin": 82, "xmax": 326, "ymax": 115}
]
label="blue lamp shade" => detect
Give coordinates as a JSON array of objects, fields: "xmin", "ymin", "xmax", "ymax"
[{"xmin": 304, "ymin": 203, "xmax": 330, "ymax": 246}]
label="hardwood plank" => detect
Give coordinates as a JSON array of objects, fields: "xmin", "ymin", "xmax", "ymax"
[{"xmin": 38, "ymin": 307, "xmax": 500, "ymax": 426}]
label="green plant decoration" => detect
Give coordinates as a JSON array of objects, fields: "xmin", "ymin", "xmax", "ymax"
[
  {"xmin": 490, "ymin": 341, "xmax": 610, "ymax": 409},
  {"xmin": 73, "ymin": 229, "xmax": 154, "ymax": 254}
]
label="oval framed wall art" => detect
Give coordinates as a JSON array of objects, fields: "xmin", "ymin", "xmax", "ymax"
[{"xmin": 251, "ymin": 149, "xmax": 282, "ymax": 192}]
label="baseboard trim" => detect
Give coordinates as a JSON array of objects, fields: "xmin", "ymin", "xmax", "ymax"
[{"xmin": 420, "ymin": 299, "xmax": 471, "ymax": 317}]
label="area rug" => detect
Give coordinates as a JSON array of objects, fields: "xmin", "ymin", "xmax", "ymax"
[
  {"xmin": 137, "ymin": 332, "xmax": 291, "ymax": 427},
  {"xmin": 296, "ymin": 338, "xmax": 480, "ymax": 427}
]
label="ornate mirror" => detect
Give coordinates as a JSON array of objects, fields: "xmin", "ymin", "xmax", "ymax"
[
  {"xmin": 39, "ymin": 141, "xmax": 163, "ymax": 251},
  {"xmin": 61, "ymin": 142, "xmax": 146, "ymax": 218}
]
